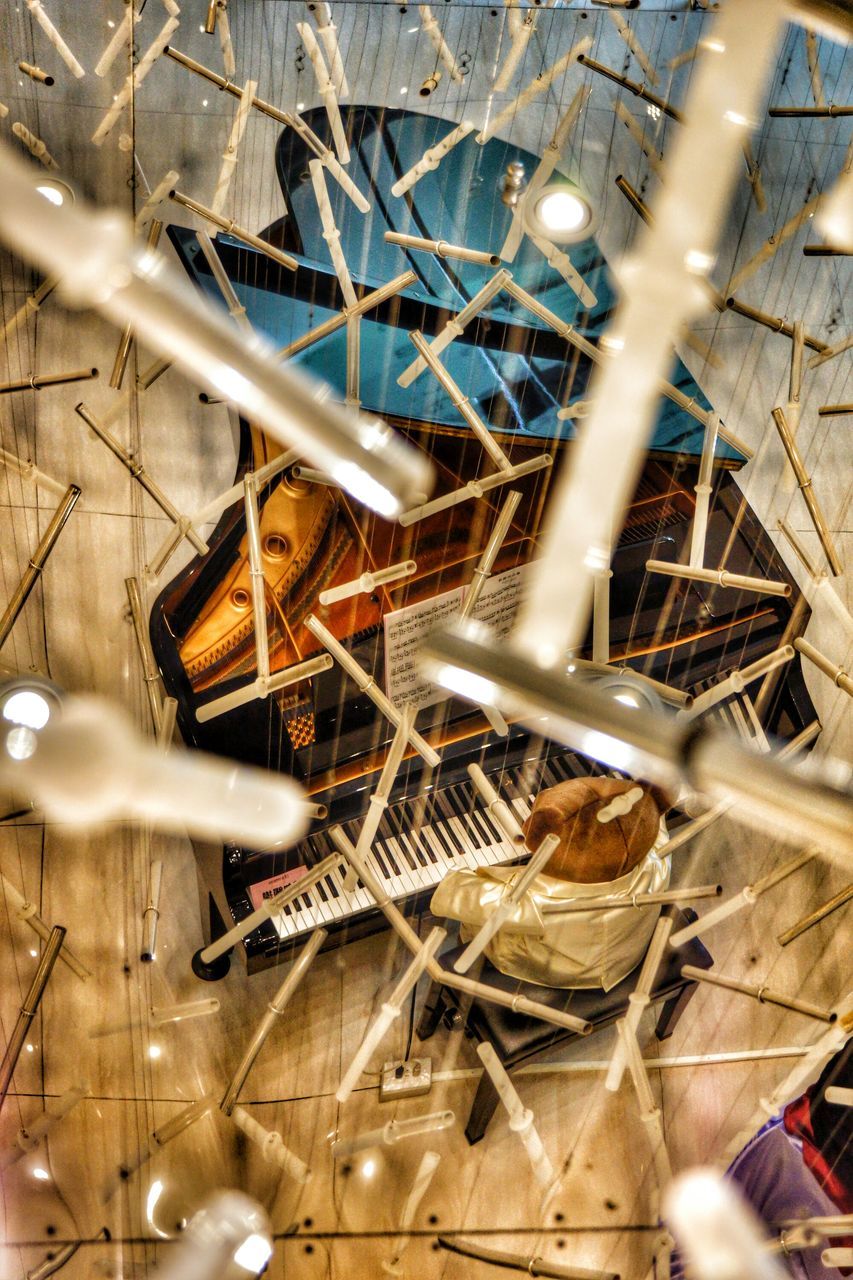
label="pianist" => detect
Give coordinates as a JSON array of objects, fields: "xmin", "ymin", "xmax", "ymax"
[{"xmin": 430, "ymin": 777, "xmax": 673, "ymax": 990}]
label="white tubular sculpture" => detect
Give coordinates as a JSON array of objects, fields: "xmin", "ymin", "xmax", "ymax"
[
  {"xmin": 0, "ymin": 871, "xmax": 90, "ymax": 981},
  {"xmin": 217, "ymin": 1, "xmax": 236, "ymax": 79},
  {"xmin": 11, "ymin": 122, "xmax": 56, "ymax": 169},
  {"xmin": 276, "ymin": 270, "xmax": 416, "ymax": 360},
  {"xmin": 135, "ymin": 169, "xmax": 180, "ymax": 229},
  {"xmin": 0, "ymin": 447, "xmax": 66, "ymax": 499},
  {"xmin": 1, "ymin": 695, "xmax": 312, "ymax": 849},
  {"xmin": 309, "ymin": 159, "xmax": 357, "ymax": 308},
  {"xmin": 243, "ymin": 473, "xmax": 270, "ymax": 685},
  {"xmin": 669, "ymin": 849, "xmax": 814, "ymax": 947},
  {"xmin": 0, "ymin": 140, "xmax": 430, "ymax": 518},
  {"xmin": 684, "ymin": 647, "xmax": 795, "ymax": 719},
  {"xmin": 617, "ymin": 1019, "xmax": 672, "ymax": 1189},
  {"xmin": 795, "ymin": 637, "xmax": 853, "ymax": 698},
  {"xmin": 467, "ymin": 762, "xmax": 524, "ymax": 843},
  {"xmin": 493, "ymin": 11, "xmax": 535, "ymax": 94},
  {"xmin": 511, "ymin": 0, "xmax": 787, "ymax": 671},
  {"xmin": 332, "ymin": 1110, "xmax": 454, "ymax": 1159},
  {"xmin": 140, "ymin": 860, "xmax": 164, "ymax": 962},
  {"xmin": 609, "ymin": 10, "xmax": 658, "ymax": 85},
  {"xmin": 527, "ymin": 231, "xmax": 598, "ymax": 309},
  {"xmin": 398, "ymin": 453, "xmax": 552, "ymax": 526},
  {"xmin": 336, "ymin": 927, "xmax": 446, "ymax": 1102},
  {"xmin": 418, "ymin": 5, "xmax": 463, "ymax": 82},
  {"xmin": 25, "ymin": 1, "xmax": 85, "ymax": 78},
  {"xmin": 310, "ymin": 2, "xmax": 348, "ymax": 96},
  {"xmin": 477, "ymin": 1043, "xmax": 554, "ymax": 1186},
  {"xmin": 150, "ymin": 998, "xmax": 220, "ymax": 1027},
  {"xmin": 221, "ymin": 929, "xmax": 327, "ymax": 1115},
  {"xmin": 399, "ymin": 269, "xmax": 510, "ymax": 386},
  {"xmin": 776, "ymin": 520, "xmax": 853, "ymax": 640},
  {"xmin": 665, "ymin": 1169, "xmax": 785, "ymax": 1280},
  {"xmin": 605, "ymin": 915, "xmax": 674, "ymax": 1094},
  {"xmin": 808, "ymin": 331, "xmax": 852, "ymax": 371},
  {"xmin": 391, "ymin": 120, "xmax": 474, "ymax": 198},
  {"xmin": 689, "ymin": 413, "xmax": 719, "ymax": 569},
  {"xmin": 197, "ymin": 231, "xmax": 252, "ymax": 333},
  {"xmin": 319, "ymin": 560, "xmax": 416, "ymax": 606},
  {"xmin": 477, "ymin": 36, "xmax": 592, "ymax": 145},
  {"xmin": 297, "ymin": 23, "xmax": 349, "ymax": 162},
  {"xmin": 211, "ymin": 79, "xmax": 257, "ymax": 216},
  {"xmin": 197, "ymin": 654, "xmax": 333, "ymax": 724},
  {"xmin": 500, "ymin": 87, "xmax": 591, "ymax": 262},
  {"xmin": 157, "ymin": 694, "xmax": 177, "ymax": 749},
  {"xmin": 614, "ymin": 99, "xmax": 664, "ymax": 176},
  {"xmin": 231, "ymin": 1106, "xmax": 311, "ymax": 1183},
  {"xmin": 346, "ymin": 313, "xmax": 360, "ymax": 408},
  {"xmin": 727, "ymin": 192, "xmax": 823, "ymax": 294},
  {"xmin": 453, "ymin": 833, "xmax": 560, "ymax": 974},
  {"xmin": 646, "ymin": 560, "xmax": 791, "ymax": 598},
  {"xmin": 0, "ymin": 1087, "xmax": 88, "ymax": 1170},
  {"xmin": 95, "ymin": 3, "xmax": 141, "ymax": 77},
  {"xmin": 92, "ymin": 13, "xmax": 180, "ymax": 144},
  {"xmin": 345, "ymin": 707, "xmax": 415, "ymax": 890},
  {"xmin": 153, "ymin": 1190, "xmax": 273, "ymax": 1280},
  {"xmin": 197, "ymin": 855, "xmax": 343, "ymax": 968},
  {"xmin": 826, "ymin": 1087, "xmax": 853, "ymax": 1106},
  {"xmin": 409, "ymin": 331, "xmax": 509, "ymax": 470},
  {"xmin": 460, "ymin": 491, "xmax": 521, "ymax": 620},
  {"xmin": 305, "ymin": 614, "xmax": 441, "ymax": 767},
  {"xmin": 385, "ymin": 1150, "xmax": 442, "ymax": 1273}
]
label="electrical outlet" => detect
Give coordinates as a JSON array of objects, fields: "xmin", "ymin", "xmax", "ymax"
[{"xmin": 379, "ymin": 1057, "xmax": 432, "ymax": 1102}]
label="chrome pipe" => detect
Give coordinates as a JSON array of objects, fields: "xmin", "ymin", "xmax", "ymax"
[{"xmin": 0, "ymin": 486, "xmax": 80, "ymax": 650}]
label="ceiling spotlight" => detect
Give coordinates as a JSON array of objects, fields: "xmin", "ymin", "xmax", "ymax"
[
  {"xmin": 525, "ymin": 182, "xmax": 593, "ymax": 243},
  {"xmin": 34, "ymin": 178, "xmax": 74, "ymax": 208},
  {"xmin": 1, "ymin": 676, "xmax": 61, "ymax": 761}
]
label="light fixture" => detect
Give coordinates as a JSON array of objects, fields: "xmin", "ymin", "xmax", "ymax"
[
  {"xmin": 233, "ymin": 1234, "xmax": 274, "ymax": 1273},
  {"xmin": 525, "ymin": 181, "xmax": 594, "ymax": 243},
  {"xmin": 34, "ymin": 178, "xmax": 74, "ymax": 207},
  {"xmin": 1, "ymin": 675, "xmax": 61, "ymax": 762},
  {"xmin": 500, "ymin": 160, "xmax": 527, "ymax": 208}
]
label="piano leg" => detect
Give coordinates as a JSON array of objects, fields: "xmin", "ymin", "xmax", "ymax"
[
  {"xmin": 416, "ymin": 978, "xmax": 450, "ymax": 1041},
  {"xmin": 464, "ymin": 1070, "xmax": 502, "ymax": 1146},
  {"xmin": 191, "ymin": 889, "xmax": 234, "ymax": 982}
]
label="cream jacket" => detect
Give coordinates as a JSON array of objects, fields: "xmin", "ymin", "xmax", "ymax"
[{"xmin": 430, "ymin": 823, "xmax": 671, "ymax": 991}]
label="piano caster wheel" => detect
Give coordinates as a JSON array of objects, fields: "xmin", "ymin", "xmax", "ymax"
[{"xmin": 191, "ymin": 947, "xmax": 232, "ymax": 982}]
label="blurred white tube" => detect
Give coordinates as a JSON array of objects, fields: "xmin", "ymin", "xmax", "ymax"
[
  {"xmin": 150, "ymin": 998, "xmax": 220, "ymax": 1026},
  {"xmin": 689, "ymin": 413, "xmax": 719, "ymax": 569},
  {"xmin": 477, "ymin": 1042, "xmax": 553, "ymax": 1186},
  {"xmin": 26, "ymin": 0, "xmax": 85, "ymax": 78},
  {"xmin": 92, "ymin": 15, "xmax": 179, "ymax": 143},
  {"xmin": 95, "ymin": 4, "xmax": 140, "ymax": 77},
  {"xmin": 0, "ymin": 1087, "xmax": 88, "ymax": 1170},
  {"xmin": 2, "ymin": 695, "xmax": 312, "ymax": 850},
  {"xmin": 231, "ymin": 1107, "xmax": 311, "ymax": 1183},
  {"xmin": 0, "ymin": 446, "xmax": 66, "ymax": 499},
  {"xmin": 211, "ymin": 79, "xmax": 257, "ymax": 216},
  {"xmin": 665, "ymin": 1168, "xmax": 785, "ymax": 1280},
  {"xmin": 154, "ymin": 1189, "xmax": 273, "ymax": 1280},
  {"xmin": 386, "ymin": 1149, "xmax": 442, "ymax": 1271},
  {"xmin": 331, "ymin": 1110, "xmax": 454, "ymax": 1158},
  {"xmin": 605, "ymin": 915, "xmax": 673, "ymax": 1093},
  {"xmin": 453, "ymin": 833, "xmax": 559, "ymax": 973},
  {"xmin": 477, "ymin": 37, "xmax": 592, "ymax": 145},
  {"xmin": 11, "ymin": 123, "xmax": 56, "ymax": 169},
  {"xmin": 512, "ymin": 0, "xmax": 786, "ymax": 668},
  {"xmin": 0, "ymin": 141, "xmax": 432, "ymax": 518}
]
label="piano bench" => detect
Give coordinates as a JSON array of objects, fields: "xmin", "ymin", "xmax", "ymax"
[{"xmin": 416, "ymin": 906, "xmax": 713, "ymax": 1145}]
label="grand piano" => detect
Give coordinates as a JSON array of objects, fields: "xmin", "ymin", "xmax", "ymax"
[{"xmin": 150, "ymin": 106, "xmax": 816, "ymax": 977}]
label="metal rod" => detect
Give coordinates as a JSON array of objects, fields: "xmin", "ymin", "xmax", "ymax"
[
  {"xmin": 777, "ymin": 884, "xmax": 853, "ymax": 947},
  {"xmin": 794, "ymin": 636, "xmax": 853, "ymax": 697},
  {"xmin": 725, "ymin": 296, "xmax": 828, "ymax": 353},
  {"xmin": 220, "ymin": 928, "xmax": 327, "ymax": 1115},
  {"xmin": 615, "ymin": 174, "xmax": 652, "ymax": 225},
  {"xmin": 577, "ymin": 53, "xmax": 682, "ymax": 121},
  {"xmin": 170, "ymin": 189, "xmax": 297, "ymax": 273},
  {"xmin": 17, "ymin": 61, "xmax": 53, "ymax": 85},
  {"xmin": 681, "ymin": 964, "xmax": 836, "ymax": 1023},
  {"xmin": 0, "ymin": 367, "xmax": 97, "ymax": 395},
  {"xmin": 410, "ymin": 331, "xmax": 510, "ymax": 469},
  {"xmin": 0, "ymin": 485, "xmax": 81, "ymax": 651},
  {"xmin": 0, "ymin": 926, "xmax": 65, "ymax": 1115},
  {"xmin": 384, "ymin": 231, "xmax": 499, "ymax": 268},
  {"xmin": 162, "ymin": 47, "xmax": 369, "ymax": 212},
  {"xmin": 76, "ymin": 404, "xmax": 209, "ymax": 557},
  {"xmin": 436, "ymin": 1236, "xmax": 618, "ymax": 1279},
  {"xmin": 804, "ymin": 244, "xmax": 851, "ymax": 256},
  {"xmin": 110, "ymin": 220, "xmax": 163, "ymax": 388},
  {"xmin": 769, "ymin": 104, "xmax": 853, "ymax": 116},
  {"xmin": 818, "ymin": 403, "xmax": 853, "ymax": 415},
  {"xmin": 771, "ymin": 407, "xmax": 842, "ymax": 576},
  {"xmin": 125, "ymin": 577, "xmax": 164, "ymax": 734},
  {"xmin": 646, "ymin": 559, "xmax": 791, "ymax": 597},
  {"xmin": 808, "ymin": 332, "xmax": 852, "ymax": 369}
]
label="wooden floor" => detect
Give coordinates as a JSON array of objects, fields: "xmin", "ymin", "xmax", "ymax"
[{"xmin": 0, "ymin": 3, "xmax": 851, "ymax": 1277}]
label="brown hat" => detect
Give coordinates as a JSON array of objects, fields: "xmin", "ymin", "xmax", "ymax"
[{"xmin": 522, "ymin": 777, "xmax": 673, "ymax": 884}]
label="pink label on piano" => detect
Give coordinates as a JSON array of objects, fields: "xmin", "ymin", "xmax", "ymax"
[{"xmin": 248, "ymin": 864, "xmax": 309, "ymax": 911}]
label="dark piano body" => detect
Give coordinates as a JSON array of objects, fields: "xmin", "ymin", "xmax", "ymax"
[{"xmin": 150, "ymin": 107, "xmax": 817, "ymax": 977}]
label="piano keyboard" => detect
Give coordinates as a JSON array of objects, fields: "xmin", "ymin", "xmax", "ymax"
[{"xmin": 265, "ymin": 750, "xmax": 586, "ymax": 944}]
